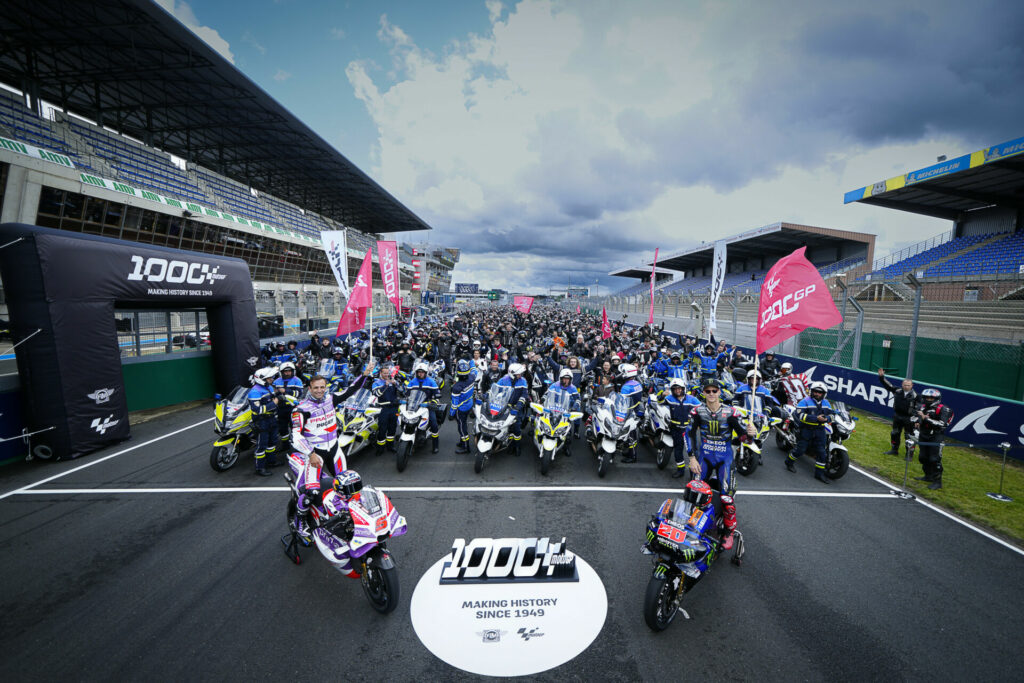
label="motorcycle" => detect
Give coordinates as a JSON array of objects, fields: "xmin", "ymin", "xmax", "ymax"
[
  {"xmin": 733, "ymin": 393, "xmax": 782, "ymax": 476},
  {"xmin": 640, "ymin": 378, "xmax": 675, "ymax": 470},
  {"xmin": 586, "ymin": 392, "xmax": 639, "ymax": 478},
  {"xmin": 396, "ymin": 388, "xmax": 432, "ymax": 472},
  {"xmin": 337, "ymin": 388, "xmax": 381, "ymax": 464},
  {"xmin": 640, "ymin": 496, "xmax": 743, "ymax": 632},
  {"xmin": 530, "ymin": 390, "xmax": 584, "ymax": 476},
  {"xmin": 282, "ymin": 470, "xmax": 408, "ymax": 614},
  {"xmin": 773, "ymin": 402, "xmax": 852, "ymax": 480},
  {"xmin": 473, "ymin": 384, "xmax": 517, "ymax": 473},
  {"xmin": 210, "ymin": 386, "xmax": 256, "ymax": 471}
]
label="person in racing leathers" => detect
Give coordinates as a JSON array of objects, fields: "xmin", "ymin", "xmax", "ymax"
[
  {"xmin": 248, "ymin": 366, "xmax": 280, "ymax": 476},
  {"xmin": 289, "ymin": 375, "xmax": 348, "ymax": 537},
  {"xmin": 688, "ymin": 378, "xmax": 756, "ymax": 549},
  {"xmin": 911, "ymin": 387, "xmax": 953, "ymax": 490},
  {"xmin": 406, "ymin": 361, "xmax": 441, "ymax": 453},
  {"xmin": 296, "ymin": 470, "xmax": 366, "ymax": 573},
  {"xmin": 776, "ymin": 362, "xmax": 810, "ymax": 406}
]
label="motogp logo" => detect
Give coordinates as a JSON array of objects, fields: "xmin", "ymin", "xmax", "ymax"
[
  {"xmin": 440, "ymin": 537, "xmax": 578, "ymax": 584},
  {"xmin": 91, "ymin": 414, "xmax": 120, "ymax": 435},
  {"xmin": 127, "ymin": 255, "xmax": 227, "ymax": 285},
  {"xmin": 760, "ymin": 284, "xmax": 816, "ymax": 329}
]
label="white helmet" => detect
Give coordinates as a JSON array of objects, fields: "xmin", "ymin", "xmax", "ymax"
[
  {"xmin": 620, "ymin": 363, "xmax": 637, "ymax": 379},
  {"xmin": 559, "ymin": 368, "xmax": 573, "ymax": 380},
  {"xmin": 781, "ymin": 362, "xmax": 793, "ymax": 372},
  {"xmin": 413, "ymin": 361, "xmax": 430, "ymax": 375},
  {"xmin": 279, "ymin": 361, "xmax": 296, "ymax": 374},
  {"xmin": 668, "ymin": 377, "xmax": 687, "ymax": 390},
  {"xmin": 508, "ymin": 363, "xmax": 525, "ymax": 376},
  {"xmin": 810, "ymin": 381, "xmax": 827, "ymax": 395},
  {"xmin": 253, "ymin": 367, "xmax": 278, "ymax": 386},
  {"xmin": 746, "ymin": 369, "xmax": 761, "ymax": 381}
]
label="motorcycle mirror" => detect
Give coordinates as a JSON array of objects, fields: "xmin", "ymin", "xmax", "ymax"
[
  {"xmin": 213, "ymin": 393, "xmax": 222, "ymax": 400},
  {"xmin": 852, "ymin": 416, "xmax": 859, "ymax": 421},
  {"xmin": 531, "ymin": 402, "xmax": 544, "ymax": 414},
  {"xmin": 365, "ymin": 407, "xmax": 381, "ymax": 416},
  {"xmin": 569, "ymin": 412, "xmax": 584, "ymax": 420}
]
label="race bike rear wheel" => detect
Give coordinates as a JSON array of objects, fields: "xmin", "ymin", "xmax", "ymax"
[
  {"xmin": 656, "ymin": 446, "xmax": 670, "ymax": 470},
  {"xmin": 736, "ymin": 445, "xmax": 758, "ymax": 476},
  {"xmin": 643, "ymin": 573, "xmax": 681, "ymax": 632},
  {"xmin": 397, "ymin": 441, "xmax": 412, "ymax": 472},
  {"xmin": 361, "ymin": 563, "xmax": 400, "ymax": 614},
  {"xmin": 540, "ymin": 448, "xmax": 554, "ymax": 476},
  {"xmin": 209, "ymin": 443, "xmax": 238, "ymax": 472},
  {"xmin": 826, "ymin": 448, "xmax": 850, "ymax": 479}
]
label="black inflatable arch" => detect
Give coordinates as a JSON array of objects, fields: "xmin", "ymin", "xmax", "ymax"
[{"xmin": 0, "ymin": 223, "xmax": 259, "ymax": 460}]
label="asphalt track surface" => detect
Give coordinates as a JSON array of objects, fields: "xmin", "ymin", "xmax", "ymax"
[{"xmin": 1, "ymin": 402, "xmax": 1022, "ymax": 681}]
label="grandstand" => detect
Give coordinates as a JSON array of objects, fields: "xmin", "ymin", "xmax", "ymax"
[{"xmin": 0, "ymin": 0, "xmax": 434, "ymax": 339}]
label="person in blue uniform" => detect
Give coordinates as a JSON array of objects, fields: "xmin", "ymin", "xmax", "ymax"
[
  {"xmin": 372, "ymin": 364, "xmax": 401, "ymax": 455},
  {"xmin": 405, "ymin": 361, "xmax": 441, "ymax": 453},
  {"xmin": 785, "ymin": 381, "xmax": 833, "ymax": 484},
  {"xmin": 449, "ymin": 359, "xmax": 477, "ymax": 454},
  {"xmin": 659, "ymin": 377, "xmax": 701, "ymax": 478},
  {"xmin": 247, "ymin": 366, "xmax": 280, "ymax": 476},
  {"xmin": 272, "ymin": 361, "xmax": 304, "ymax": 449}
]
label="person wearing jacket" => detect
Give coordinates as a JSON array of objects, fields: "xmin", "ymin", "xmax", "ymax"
[
  {"xmin": 786, "ymin": 381, "xmax": 833, "ymax": 484},
  {"xmin": 449, "ymin": 360, "xmax": 477, "ymax": 454},
  {"xmin": 911, "ymin": 388, "xmax": 954, "ymax": 490},
  {"xmin": 878, "ymin": 368, "xmax": 917, "ymax": 456}
]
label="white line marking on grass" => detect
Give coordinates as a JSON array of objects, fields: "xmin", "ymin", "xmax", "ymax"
[{"xmin": 0, "ymin": 417, "xmax": 214, "ymax": 501}]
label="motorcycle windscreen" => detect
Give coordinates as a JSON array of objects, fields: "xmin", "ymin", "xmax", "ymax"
[
  {"xmin": 227, "ymin": 385, "xmax": 249, "ymax": 407},
  {"xmin": 543, "ymin": 389, "xmax": 572, "ymax": 416},
  {"xmin": 344, "ymin": 388, "xmax": 372, "ymax": 411},
  {"xmin": 406, "ymin": 388, "xmax": 428, "ymax": 412},
  {"xmin": 744, "ymin": 393, "xmax": 764, "ymax": 415},
  {"xmin": 612, "ymin": 393, "xmax": 632, "ymax": 422},
  {"xmin": 486, "ymin": 384, "xmax": 513, "ymax": 417}
]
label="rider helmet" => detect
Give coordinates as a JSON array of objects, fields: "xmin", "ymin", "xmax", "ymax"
[
  {"xmin": 253, "ymin": 367, "xmax": 279, "ymax": 386},
  {"xmin": 620, "ymin": 363, "xmax": 638, "ymax": 379},
  {"xmin": 669, "ymin": 377, "xmax": 687, "ymax": 392},
  {"xmin": 559, "ymin": 368, "xmax": 573, "ymax": 383},
  {"xmin": 921, "ymin": 387, "xmax": 941, "ymax": 406},
  {"xmin": 456, "ymin": 359, "xmax": 472, "ymax": 376},
  {"xmin": 683, "ymin": 479, "xmax": 713, "ymax": 511},
  {"xmin": 780, "ymin": 362, "xmax": 793, "ymax": 375},
  {"xmin": 333, "ymin": 470, "xmax": 363, "ymax": 499},
  {"xmin": 413, "ymin": 361, "xmax": 429, "ymax": 376},
  {"xmin": 508, "ymin": 363, "xmax": 526, "ymax": 377},
  {"xmin": 279, "ymin": 362, "xmax": 296, "ymax": 377},
  {"xmin": 746, "ymin": 369, "xmax": 761, "ymax": 382},
  {"xmin": 809, "ymin": 381, "xmax": 827, "ymax": 396},
  {"xmin": 670, "ymin": 352, "xmax": 682, "ymax": 364},
  {"xmin": 332, "ymin": 346, "xmax": 345, "ymax": 358}
]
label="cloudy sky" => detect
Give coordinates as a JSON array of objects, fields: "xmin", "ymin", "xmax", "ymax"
[{"xmin": 163, "ymin": 0, "xmax": 1023, "ymax": 293}]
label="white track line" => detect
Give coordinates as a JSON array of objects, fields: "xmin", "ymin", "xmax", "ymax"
[
  {"xmin": 13, "ymin": 485, "xmax": 895, "ymax": 498},
  {"xmin": 0, "ymin": 417, "xmax": 213, "ymax": 501}
]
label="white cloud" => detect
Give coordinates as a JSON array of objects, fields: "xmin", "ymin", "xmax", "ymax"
[
  {"xmin": 273, "ymin": 69, "xmax": 292, "ymax": 82},
  {"xmin": 346, "ymin": 0, "xmax": 1022, "ymax": 292},
  {"xmin": 154, "ymin": 0, "xmax": 235, "ymax": 64},
  {"xmin": 242, "ymin": 30, "xmax": 267, "ymax": 55},
  {"xmin": 330, "ymin": 27, "xmax": 347, "ymax": 40}
]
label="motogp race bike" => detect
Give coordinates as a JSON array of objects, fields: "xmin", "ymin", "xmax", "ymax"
[
  {"xmin": 530, "ymin": 390, "xmax": 584, "ymax": 476},
  {"xmin": 586, "ymin": 392, "xmax": 639, "ymax": 478},
  {"xmin": 773, "ymin": 402, "xmax": 853, "ymax": 480},
  {"xmin": 640, "ymin": 496, "xmax": 743, "ymax": 632},
  {"xmin": 210, "ymin": 386, "xmax": 256, "ymax": 471},
  {"xmin": 733, "ymin": 393, "xmax": 782, "ymax": 476},
  {"xmin": 396, "ymin": 388, "xmax": 432, "ymax": 472},
  {"xmin": 282, "ymin": 468, "xmax": 408, "ymax": 614},
  {"xmin": 337, "ymin": 388, "xmax": 381, "ymax": 463},
  {"xmin": 473, "ymin": 384, "xmax": 517, "ymax": 473}
]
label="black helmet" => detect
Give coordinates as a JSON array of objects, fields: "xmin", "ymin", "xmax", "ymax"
[{"xmin": 921, "ymin": 387, "xmax": 941, "ymax": 405}]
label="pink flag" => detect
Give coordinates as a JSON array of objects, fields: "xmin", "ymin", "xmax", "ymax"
[
  {"xmin": 601, "ymin": 307, "xmax": 612, "ymax": 339},
  {"xmin": 337, "ymin": 250, "xmax": 373, "ymax": 336},
  {"xmin": 576, "ymin": 305, "xmax": 580, "ymax": 314},
  {"xmin": 513, "ymin": 296, "xmax": 534, "ymax": 315},
  {"xmin": 376, "ymin": 240, "xmax": 401, "ymax": 314},
  {"xmin": 756, "ymin": 247, "xmax": 842, "ymax": 355},
  {"xmin": 648, "ymin": 247, "xmax": 659, "ymax": 325}
]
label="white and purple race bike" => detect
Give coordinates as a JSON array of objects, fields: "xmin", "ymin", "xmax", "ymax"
[{"xmin": 283, "ymin": 464, "xmax": 408, "ymax": 613}]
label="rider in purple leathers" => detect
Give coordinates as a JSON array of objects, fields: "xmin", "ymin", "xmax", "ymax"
[{"xmin": 288, "ymin": 375, "xmax": 344, "ymax": 538}]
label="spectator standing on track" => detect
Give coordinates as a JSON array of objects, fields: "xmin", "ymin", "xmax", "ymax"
[
  {"xmin": 912, "ymin": 388, "xmax": 953, "ymax": 490},
  {"xmin": 878, "ymin": 369, "xmax": 917, "ymax": 456}
]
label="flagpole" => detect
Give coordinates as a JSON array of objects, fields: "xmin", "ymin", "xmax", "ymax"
[{"xmin": 369, "ymin": 301, "xmax": 374, "ymax": 367}]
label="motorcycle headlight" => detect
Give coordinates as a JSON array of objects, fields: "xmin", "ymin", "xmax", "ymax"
[
  {"xmin": 553, "ymin": 423, "xmax": 570, "ymax": 437},
  {"xmin": 538, "ymin": 421, "xmax": 554, "ymax": 436}
]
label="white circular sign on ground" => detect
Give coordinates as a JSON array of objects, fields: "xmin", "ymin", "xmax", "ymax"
[{"xmin": 410, "ymin": 539, "xmax": 608, "ymax": 677}]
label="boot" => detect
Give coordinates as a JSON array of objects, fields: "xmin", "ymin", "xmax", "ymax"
[
  {"xmin": 455, "ymin": 442, "xmax": 469, "ymax": 454},
  {"xmin": 431, "ymin": 438, "xmax": 439, "ymax": 454},
  {"xmin": 883, "ymin": 448, "xmax": 899, "ymax": 455},
  {"xmin": 720, "ymin": 495, "xmax": 737, "ymax": 550},
  {"xmin": 815, "ymin": 470, "xmax": 831, "ymax": 485},
  {"xmin": 672, "ymin": 466, "xmax": 687, "ymax": 478},
  {"xmin": 375, "ymin": 442, "xmax": 385, "ymax": 457},
  {"xmin": 927, "ymin": 475, "xmax": 942, "ymax": 490},
  {"xmin": 621, "ymin": 447, "xmax": 637, "ymax": 463},
  {"xmin": 387, "ymin": 440, "xmax": 397, "ymax": 453},
  {"xmin": 785, "ymin": 459, "xmax": 796, "ymax": 473},
  {"xmin": 914, "ymin": 472, "xmax": 937, "ymax": 482},
  {"xmin": 255, "ymin": 466, "xmax": 272, "ymax": 477}
]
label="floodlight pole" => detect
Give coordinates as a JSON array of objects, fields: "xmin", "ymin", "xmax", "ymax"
[{"xmin": 904, "ymin": 272, "xmax": 923, "ymax": 379}]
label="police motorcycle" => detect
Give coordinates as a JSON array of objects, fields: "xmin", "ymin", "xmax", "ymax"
[
  {"xmin": 282, "ymin": 469, "xmax": 408, "ymax": 614},
  {"xmin": 772, "ymin": 391, "xmax": 852, "ymax": 480},
  {"xmin": 210, "ymin": 385, "xmax": 257, "ymax": 471},
  {"xmin": 530, "ymin": 389, "xmax": 584, "ymax": 476},
  {"xmin": 472, "ymin": 384, "xmax": 517, "ymax": 474},
  {"xmin": 337, "ymin": 387, "xmax": 381, "ymax": 463},
  {"xmin": 641, "ymin": 480, "xmax": 743, "ymax": 632},
  {"xmin": 639, "ymin": 373, "xmax": 675, "ymax": 470},
  {"xmin": 732, "ymin": 392, "xmax": 781, "ymax": 476},
  {"xmin": 586, "ymin": 391, "xmax": 640, "ymax": 478},
  {"xmin": 396, "ymin": 388, "xmax": 433, "ymax": 472}
]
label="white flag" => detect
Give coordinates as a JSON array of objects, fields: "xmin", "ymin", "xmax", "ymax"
[
  {"xmin": 321, "ymin": 230, "xmax": 350, "ymax": 301},
  {"xmin": 707, "ymin": 239, "xmax": 727, "ymax": 332}
]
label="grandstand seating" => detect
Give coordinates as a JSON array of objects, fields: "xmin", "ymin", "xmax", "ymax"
[
  {"xmin": 613, "ymin": 281, "xmax": 656, "ymax": 296},
  {"xmin": 194, "ymin": 169, "xmax": 276, "ymax": 225},
  {"xmin": 924, "ymin": 231, "xmax": 1024, "ymax": 277},
  {"xmin": 68, "ymin": 119, "xmax": 206, "ymax": 203},
  {"xmin": 858, "ymin": 233, "xmax": 992, "ymax": 281},
  {"xmin": 0, "ymin": 93, "xmax": 96, "ymax": 171},
  {"xmin": 261, "ymin": 193, "xmax": 325, "ymax": 237},
  {"xmin": 818, "ymin": 257, "xmax": 865, "ymax": 278}
]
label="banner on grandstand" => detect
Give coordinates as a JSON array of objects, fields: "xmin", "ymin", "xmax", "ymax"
[
  {"xmin": 648, "ymin": 247, "xmax": 659, "ymax": 325},
  {"xmin": 0, "ymin": 135, "xmax": 74, "ymax": 168},
  {"xmin": 322, "ymin": 230, "xmax": 351, "ymax": 301},
  {"xmin": 377, "ymin": 240, "xmax": 401, "ymax": 313},
  {"xmin": 601, "ymin": 307, "xmax": 612, "ymax": 339},
  {"xmin": 756, "ymin": 247, "xmax": 842, "ymax": 355},
  {"xmin": 513, "ymin": 296, "xmax": 534, "ymax": 315},
  {"xmin": 708, "ymin": 240, "xmax": 727, "ymax": 332},
  {"xmin": 337, "ymin": 249, "xmax": 373, "ymax": 336}
]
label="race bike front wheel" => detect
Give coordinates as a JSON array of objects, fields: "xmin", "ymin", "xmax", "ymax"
[
  {"xmin": 361, "ymin": 563, "xmax": 400, "ymax": 614},
  {"xmin": 643, "ymin": 573, "xmax": 681, "ymax": 632},
  {"xmin": 209, "ymin": 442, "xmax": 238, "ymax": 472}
]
